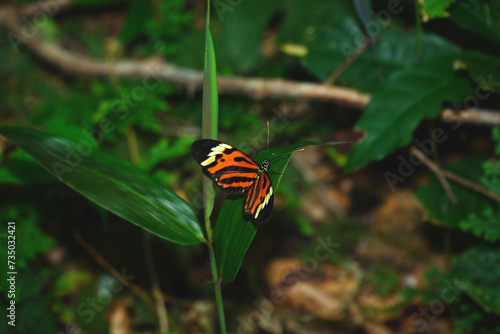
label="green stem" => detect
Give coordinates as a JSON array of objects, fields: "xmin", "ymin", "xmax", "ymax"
[{"xmin": 208, "ymin": 243, "xmax": 227, "ymax": 333}]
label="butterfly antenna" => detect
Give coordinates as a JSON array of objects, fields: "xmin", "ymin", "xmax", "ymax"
[
  {"xmin": 269, "ymin": 147, "xmax": 305, "ymax": 162},
  {"xmin": 266, "ymin": 121, "xmax": 270, "ymax": 160}
]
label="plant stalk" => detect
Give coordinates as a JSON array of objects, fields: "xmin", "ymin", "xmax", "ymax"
[{"xmin": 208, "ymin": 242, "xmax": 227, "ymax": 333}]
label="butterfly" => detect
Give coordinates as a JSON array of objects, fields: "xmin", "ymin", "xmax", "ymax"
[{"xmin": 191, "ymin": 139, "xmax": 274, "ymax": 223}]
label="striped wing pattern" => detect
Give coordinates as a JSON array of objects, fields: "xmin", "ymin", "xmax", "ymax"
[
  {"xmin": 191, "ymin": 139, "xmax": 274, "ymax": 223},
  {"xmin": 243, "ymin": 170, "xmax": 274, "ymax": 223}
]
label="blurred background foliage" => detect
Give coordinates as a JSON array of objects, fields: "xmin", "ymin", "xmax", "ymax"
[{"xmin": 1, "ymin": 0, "xmax": 500, "ymax": 333}]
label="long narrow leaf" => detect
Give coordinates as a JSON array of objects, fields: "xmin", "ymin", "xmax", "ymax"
[
  {"xmin": 202, "ymin": 29, "xmax": 218, "ymax": 140},
  {"xmin": 0, "ymin": 126, "xmax": 205, "ymax": 245},
  {"xmin": 201, "ymin": 15, "xmax": 218, "ymax": 222}
]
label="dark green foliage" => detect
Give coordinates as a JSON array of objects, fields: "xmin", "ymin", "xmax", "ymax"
[
  {"xmin": 417, "ymin": 129, "xmax": 500, "ymax": 241},
  {"xmin": 369, "ymin": 262, "xmax": 401, "ymax": 298},
  {"xmin": 415, "ymin": 127, "xmax": 500, "ymax": 331},
  {"xmin": 454, "ymin": 298, "xmax": 500, "ymax": 334},
  {"xmin": 0, "ymin": 208, "xmax": 56, "ymax": 334},
  {"xmin": 0, "ymin": 207, "xmax": 55, "ymax": 277},
  {"xmin": 303, "ymin": 21, "xmax": 460, "ymax": 94},
  {"xmin": 453, "ymin": 245, "xmax": 500, "ymax": 313},
  {"xmin": 416, "ymin": 159, "xmax": 490, "ymax": 229},
  {"xmin": 449, "ymin": 1, "xmax": 500, "ymax": 44}
]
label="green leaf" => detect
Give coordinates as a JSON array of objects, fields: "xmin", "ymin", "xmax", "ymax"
[
  {"xmin": 421, "ymin": 0, "xmax": 456, "ymax": 21},
  {"xmin": 214, "ymin": 141, "xmax": 317, "ymax": 282},
  {"xmin": 346, "ymin": 54, "xmax": 473, "ymax": 171},
  {"xmin": 450, "ymin": 2, "xmax": 500, "ymax": 45},
  {"xmin": 416, "ymin": 159, "xmax": 495, "ymax": 229},
  {"xmin": 453, "ymin": 245, "xmax": 500, "ymax": 313},
  {"xmin": 0, "ymin": 126, "xmax": 204, "ymax": 245},
  {"xmin": 302, "ymin": 18, "xmax": 460, "ymax": 93},
  {"xmin": 203, "ymin": 29, "xmax": 218, "ymax": 140},
  {"xmin": 460, "ymin": 206, "xmax": 500, "ymax": 242}
]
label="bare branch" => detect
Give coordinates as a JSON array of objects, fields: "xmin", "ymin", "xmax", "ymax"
[{"xmin": 1, "ymin": 2, "xmax": 499, "ymax": 125}]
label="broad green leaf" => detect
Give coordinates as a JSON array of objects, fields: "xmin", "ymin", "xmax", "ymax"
[
  {"xmin": 302, "ymin": 18, "xmax": 460, "ymax": 93},
  {"xmin": 453, "ymin": 245, "xmax": 500, "ymax": 313},
  {"xmin": 214, "ymin": 141, "xmax": 317, "ymax": 283},
  {"xmin": 346, "ymin": 54, "xmax": 473, "ymax": 171},
  {"xmin": 0, "ymin": 126, "xmax": 204, "ymax": 245},
  {"xmin": 416, "ymin": 159, "xmax": 496, "ymax": 230},
  {"xmin": 421, "ymin": 0, "xmax": 456, "ymax": 21},
  {"xmin": 450, "ymin": 2, "xmax": 500, "ymax": 45}
]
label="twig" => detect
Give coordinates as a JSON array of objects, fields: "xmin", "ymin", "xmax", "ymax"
[
  {"xmin": 410, "ymin": 147, "xmax": 457, "ymax": 204},
  {"xmin": 441, "ymin": 108, "xmax": 500, "ymax": 127},
  {"xmin": 324, "ymin": 38, "xmax": 372, "ymax": 86},
  {"xmin": 442, "ymin": 169, "xmax": 500, "ymax": 204},
  {"xmin": 410, "ymin": 147, "xmax": 500, "ymax": 204},
  {"xmin": 73, "ymin": 231, "xmax": 156, "ymax": 311},
  {"xmin": 0, "ymin": 3, "xmax": 499, "ymax": 125}
]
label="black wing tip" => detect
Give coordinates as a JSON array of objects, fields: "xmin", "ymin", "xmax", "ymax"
[{"xmin": 191, "ymin": 139, "xmax": 223, "ymax": 165}]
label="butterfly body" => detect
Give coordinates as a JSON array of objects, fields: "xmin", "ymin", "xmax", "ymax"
[{"xmin": 191, "ymin": 139, "xmax": 274, "ymax": 223}]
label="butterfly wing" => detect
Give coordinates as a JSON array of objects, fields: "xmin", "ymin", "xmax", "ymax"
[
  {"xmin": 243, "ymin": 171, "xmax": 274, "ymax": 223},
  {"xmin": 191, "ymin": 139, "xmax": 260, "ymax": 194}
]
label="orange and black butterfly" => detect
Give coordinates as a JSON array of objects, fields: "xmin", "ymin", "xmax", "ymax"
[{"xmin": 191, "ymin": 140, "xmax": 273, "ymax": 223}]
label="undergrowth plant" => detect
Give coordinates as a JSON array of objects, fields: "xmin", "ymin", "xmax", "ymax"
[{"xmin": 0, "ymin": 1, "xmax": 311, "ymax": 332}]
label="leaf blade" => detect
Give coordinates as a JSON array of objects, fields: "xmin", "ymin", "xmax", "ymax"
[
  {"xmin": 346, "ymin": 54, "xmax": 473, "ymax": 171},
  {"xmin": 0, "ymin": 126, "xmax": 204, "ymax": 245}
]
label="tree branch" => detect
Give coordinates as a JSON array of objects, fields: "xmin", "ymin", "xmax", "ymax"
[{"xmin": 1, "ymin": 2, "xmax": 499, "ymax": 125}]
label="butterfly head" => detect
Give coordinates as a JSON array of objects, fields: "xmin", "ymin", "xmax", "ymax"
[{"xmin": 260, "ymin": 159, "xmax": 271, "ymax": 173}]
